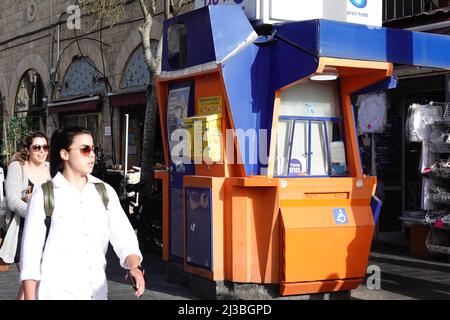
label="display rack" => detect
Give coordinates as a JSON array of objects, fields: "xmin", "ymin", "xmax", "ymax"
[{"xmin": 420, "ymin": 105, "xmax": 450, "ymax": 256}]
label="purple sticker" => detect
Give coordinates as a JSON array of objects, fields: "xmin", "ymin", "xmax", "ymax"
[{"xmin": 289, "ymin": 159, "xmax": 303, "ymax": 176}]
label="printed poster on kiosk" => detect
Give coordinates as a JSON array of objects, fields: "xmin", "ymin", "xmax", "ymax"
[{"xmin": 167, "ymin": 85, "xmax": 191, "ymax": 172}]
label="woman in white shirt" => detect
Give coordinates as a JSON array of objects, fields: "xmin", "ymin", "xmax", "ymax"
[
  {"xmin": 20, "ymin": 127, "xmax": 145, "ymax": 300},
  {"xmin": 0, "ymin": 132, "xmax": 51, "ymax": 300}
]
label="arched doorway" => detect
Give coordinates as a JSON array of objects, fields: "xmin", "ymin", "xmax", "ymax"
[
  {"xmin": 14, "ymin": 69, "xmax": 46, "ymax": 132},
  {"xmin": 108, "ymin": 44, "xmax": 163, "ymax": 169},
  {"xmin": 54, "ymin": 57, "xmax": 104, "ymax": 145}
]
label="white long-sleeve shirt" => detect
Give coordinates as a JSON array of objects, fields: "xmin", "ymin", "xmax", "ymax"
[{"xmin": 20, "ymin": 172, "xmax": 142, "ymax": 300}]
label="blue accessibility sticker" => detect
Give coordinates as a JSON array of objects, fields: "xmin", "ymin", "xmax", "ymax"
[{"xmin": 333, "ymin": 208, "xmax": 348, "ymax": 224}]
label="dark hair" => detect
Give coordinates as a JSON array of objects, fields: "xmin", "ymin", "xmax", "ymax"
[
  {"xmin": 10, "ymin": 132, "xmax": 48, "ymax": 165},
  {"xmin": 50, "ymin": 127, "xmax": 92, "ymax": 178}
]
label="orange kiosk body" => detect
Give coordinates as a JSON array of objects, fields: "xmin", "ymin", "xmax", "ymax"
[{"xmin": 154, "ymin": 6, "xmax": 449, "ymax": 296}]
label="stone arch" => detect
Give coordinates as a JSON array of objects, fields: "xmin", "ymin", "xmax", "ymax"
[
  {"xmin": 7, "ymin": 54, "xmax": 50, "ymax": 116},
  {"xmin": 0, "ymin": 70, "xmax": 8, "ymax": 99},
  {"xmin": 58, "ymin": 39, "xmax": 108, "ymax": 97},
  {"xmin": 114, "ymin": 28, "xmax": 143, "ymax": 89}
]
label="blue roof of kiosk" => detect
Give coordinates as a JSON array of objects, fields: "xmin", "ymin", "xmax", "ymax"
[{"xmin": 162, "ymin": 6, "xmax": 450, "ymax": 176}]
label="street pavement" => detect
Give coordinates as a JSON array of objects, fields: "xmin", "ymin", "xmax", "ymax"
[{"xmin": 0, "ymin": 243, "xmax": 448, "ymax": 300}]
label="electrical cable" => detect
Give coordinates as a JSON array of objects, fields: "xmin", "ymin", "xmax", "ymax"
[{"xmin": 271, "ymin": 30, "xmax": 319, "ymax": 61}]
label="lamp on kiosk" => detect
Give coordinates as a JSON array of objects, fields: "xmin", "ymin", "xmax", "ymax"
[{"xmin": 310, "ymin": 67, "xmax": 339, "ymax": 81}]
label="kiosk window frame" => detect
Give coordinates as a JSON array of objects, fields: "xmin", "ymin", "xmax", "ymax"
[
  {"xmin": 274, "ymin": 80, "xmax": 348, "ymax": 178},
  {"xmin": 275, "ymin": 116, "xmax": 347, "ymax": 177}
]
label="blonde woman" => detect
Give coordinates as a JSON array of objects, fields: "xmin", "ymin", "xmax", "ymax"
[{"xmin": 0, "ymin": 132, "xmax": 51, "ymax": 299}]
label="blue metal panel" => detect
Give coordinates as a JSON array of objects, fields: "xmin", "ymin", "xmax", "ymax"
[
  {"xmin": 170, "ymin": 187, "xmax": 184, "ymax": 260},
  {"xmin": 271, "ymin": 20, "xmax": 320, "ymax": 90},
  {"xmin": 371, "ymin": 195, "xmax": 382, "ymax": 224},
  {"xmin": 185, "ymin": 187, "xmax": 212, "ymax": 270},
  {"xmin": 162, "ymin": 7, "xmax": 216, "ymax": 71},
  {"xmin": 221, "ymin": 43, "xmax": 273, "ymax": 175},
  {"xmin": 318, "ymin": 19, "xmax": 450, "ymax": 69},
  {"xmin": 208, "ymin": 5, "xmax": 256, "ymax": 63}
]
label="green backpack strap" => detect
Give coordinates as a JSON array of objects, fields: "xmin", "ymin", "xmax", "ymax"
[
  {"xmin": 42, "ymin": 181, "xmax": 109, "ymax": 216},
  {"xmin": 94, "ymin": 182, "xmax": 109, "ymax": 210},
  {"xmin": 41, "ymin": 180, "xmax": 54, "ymax": 217}
]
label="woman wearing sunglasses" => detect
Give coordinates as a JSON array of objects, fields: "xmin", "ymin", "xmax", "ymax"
[
  {"xmin": 0, "ymin": 132, "xmax": 51, "ymax": 299},
  {"xmin": 20, "ymin": 127, "xmax": 144, "ymax": 300}
]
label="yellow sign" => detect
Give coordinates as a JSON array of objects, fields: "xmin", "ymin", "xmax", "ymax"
[
  {"xmin": 199, "ymin": 96, "xmax": 222, "ymax": 115},
  {"xmin": 184, "ymin": 113, "xmax": 222, "ymax": 163}
]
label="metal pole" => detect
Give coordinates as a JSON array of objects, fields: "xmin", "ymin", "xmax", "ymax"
[{"xmin": 124, "ymin": 113, "xmax": 129, "ymax": 177}]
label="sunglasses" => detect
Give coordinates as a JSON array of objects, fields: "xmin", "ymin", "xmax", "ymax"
[
  {"xmin": 67, "ymin": 145, "xmax": 99, "ymax": 157},
  {"xmin": 31, "ymin": 144, "xmax": 49, "ymax": 152}
]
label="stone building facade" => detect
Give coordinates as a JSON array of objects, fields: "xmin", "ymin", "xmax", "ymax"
[{"xmin": 0, "ymin": 0, "xmax": 180, "ymax": 168}]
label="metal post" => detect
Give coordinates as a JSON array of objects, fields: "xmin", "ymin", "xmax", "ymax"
[{"xmin": 124, "ymin": 113, "xmax": 129, "ymax": 177}]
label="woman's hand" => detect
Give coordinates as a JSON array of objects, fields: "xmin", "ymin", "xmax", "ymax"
[
  {"xmin": 21, "ymin": 192, "xmax": 32, "ymax": 203},
  {"xmin": 125, "ymin": 266, "xmax": 145, "ymax": 298},
  {"xmin": 23, "ymin": 280, "xmax": 37, "ymax": 300}
]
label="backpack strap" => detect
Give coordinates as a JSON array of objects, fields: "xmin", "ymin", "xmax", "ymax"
[
  {"xmin": 41, "ymin": 180, "xmax": 54, "ymax": 217},
  {"xmin": 42, "ymin": 181, "xmax": 109, "ymax": 216},
  {"xmin": 94, "ymin": 182, "xmax": 109, "ymax": 210}
]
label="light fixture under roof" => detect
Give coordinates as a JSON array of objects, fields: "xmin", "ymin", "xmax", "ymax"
[{"xmin": 310, "ymin": 67, "xmax": 339, "ymax": 81}]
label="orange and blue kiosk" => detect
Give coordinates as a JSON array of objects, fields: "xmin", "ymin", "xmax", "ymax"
[{"xmin": 155, "ymin": 5, "xmax": 450, "ymax": 296}]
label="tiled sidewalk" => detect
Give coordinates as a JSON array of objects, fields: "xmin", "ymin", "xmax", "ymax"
[{"xmin": 1, "ymin": 244, "xmax": 448, "ymax": 300}]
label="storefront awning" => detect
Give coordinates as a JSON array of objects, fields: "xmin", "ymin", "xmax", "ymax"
[
  {"xmin": 47, "ymin": 96, "xmax": 100, "ymax": 114},
  {"xmin": 108, "ymin": 89, "xmax": 146, "ymax": 108}
]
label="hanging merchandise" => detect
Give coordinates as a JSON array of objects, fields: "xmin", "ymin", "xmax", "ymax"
[
  {"xmin": 409, "ymin": 103, "xmax": 443, "ymax": 142},
  {"xmin": 357, "ymin": 92, "xmax": 387, "ymax": 135},
  {"xmin": 406, "ymin": 104, "xmax": 421, "ymax": 142}
]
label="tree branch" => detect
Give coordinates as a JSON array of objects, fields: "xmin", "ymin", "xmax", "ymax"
[
  {"xmin": 138, "ymin": 0, "xmax": 150, "ymax": 17},
  {"xmin": 165, "ymin": 0, "xmax": 171, "ymax": 19},
  {"xmin": 172, "ymin": 0, "xmax": 190, "ymax": 17}
]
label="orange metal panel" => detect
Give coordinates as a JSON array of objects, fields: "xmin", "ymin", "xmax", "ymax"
[
  {"xmin": 280, "ymin": 205, "xmax": 374, "ymax": 283},
  {"xmin": 194, "ymin": 73, "xmax": 226, "ymax": 177},
  {"xmin": 280, "ymin": 279, "xmax": 362, "ymax": 296},
  {"xmin": 230, "ymin": 187, "xmax": 252, "ymax": 282},
  {"xmin": 272, "ymin": 58, "xmax": 392, "ymax": 179},
  {"xmin": 317, "ymin": 57, "xmax": 392, "ymax": 76},
  {"xmin": 226, "ymin": 184, "xmax": 280, "ymax": 283},
  {"xmin": 154, "ymin": 171, "xmax": 170, "ymax": 261},
  {"xmin": 341, "ymin": 92, "xmax": 362, "ymax": 177},
  {"xmin": 277, "ymin": 177, "xmax": 376, "ymax": 201}
]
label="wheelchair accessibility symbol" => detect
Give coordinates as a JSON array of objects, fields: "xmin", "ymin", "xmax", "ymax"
[{"xmin": 333, "ymin": 208, "xmax": 348, "ymax": 224}]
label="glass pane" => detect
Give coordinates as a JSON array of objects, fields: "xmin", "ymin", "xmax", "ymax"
[
  {"xmin": 274, "ymin": 120, "xmax": 292, "ymax": 176},
  {"xmin": 167, "ymin": 23, "xmax": 188, "ymax": 69},
  {"xmin": 327, "ymin": 121, "xmax": 348, "ymax": 176},
  {"xmin": 279, "ymin": 80, "xmax": 340, "ymax": 118},
  {"xmin": 310, "ymin": 121, "xmax": 328, "ymax": 176},
  {"xmin": 289, "ymin": 121, "xmax": 309, "ymax": 176}
]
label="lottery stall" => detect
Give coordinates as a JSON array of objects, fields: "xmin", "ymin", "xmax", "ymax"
[{"xmin": 155, "ymin": 5, "xmax": 449, "ymax": 296}]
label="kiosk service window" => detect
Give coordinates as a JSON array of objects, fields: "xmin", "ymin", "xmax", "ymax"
[{"xmin": 275, "ymin": 80, "xmax": 347, "ymax": 177}]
